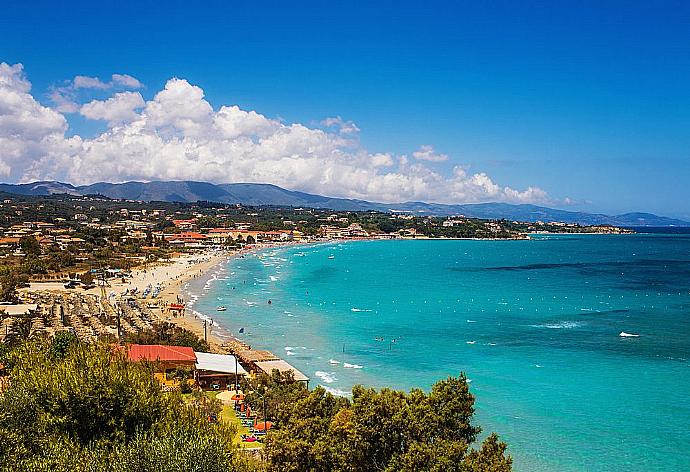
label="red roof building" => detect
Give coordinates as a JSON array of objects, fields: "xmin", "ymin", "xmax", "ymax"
[
  {"xmin": 171, "ymin": 219, "xmax": 198, "ymax": 229},
  {"xmin": 127, "ymin": 344, "xmax": 197, "ymax": 363},
  {"xmin": 126, "ymin": 344, "xmax": 197, "ymax": 388}
]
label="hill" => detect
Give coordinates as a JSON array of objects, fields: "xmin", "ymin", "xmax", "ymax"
[{"xmin": 1, "ymin": 180, "xmax": 687, "ymax": 226}]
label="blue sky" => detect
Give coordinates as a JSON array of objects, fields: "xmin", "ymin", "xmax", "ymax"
[{"xmin": 1, "ymin": 1, "xmax": 689, "ymax": 218}]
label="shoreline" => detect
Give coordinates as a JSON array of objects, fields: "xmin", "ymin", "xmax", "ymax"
[
  {"xmin": 163, "ymin": 236, "xmax": 563, "ymax": 353},
  {"xmin": 16, "ymin": 233, "xmax": 627, "ymax": 349},
  {"xmin": 165, "ymin": 241, "xmax": 319, "ymax": 353}
]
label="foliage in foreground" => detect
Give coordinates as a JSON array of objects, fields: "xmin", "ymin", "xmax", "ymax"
[
  {"xmin": 0, "ymin": 338, "xmax": 511, "ymax": 471},
  {"xmin": 249, "ymin": 370, "xmax": 512, "ymax": 471},
  {"xmin": 123, "ymin": 321, "xmax": 211, "ymax": 352},
  {"xmin": 0, "ymin": 337, "xmax": 252, "ymax": 472}
]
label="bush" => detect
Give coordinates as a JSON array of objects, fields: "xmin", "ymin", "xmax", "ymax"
[{"xmin": 0, "ymin": 339, "xmax": 242, "ymax": 471}]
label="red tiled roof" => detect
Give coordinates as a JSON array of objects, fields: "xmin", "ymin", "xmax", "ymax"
[{"xmin": 127, "ymin": 344, "xmax": 197, "ymax": 363}]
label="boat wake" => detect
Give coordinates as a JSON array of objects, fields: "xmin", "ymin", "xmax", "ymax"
[{"xmin": 531, "ymin": 321, "xmax": 583, "ymax": 329}]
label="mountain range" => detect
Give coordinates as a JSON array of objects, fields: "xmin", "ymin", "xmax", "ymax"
[{"xmin": 0, "ymin": 180, "xmax": 687, "ymax": 227}]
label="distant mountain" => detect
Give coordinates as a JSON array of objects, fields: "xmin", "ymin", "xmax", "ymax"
[
  {"xmin": 1, "ymin": 180, "xmax": 687, "ymax": 227},
  {"xmin": 0, "ymin": 181, "xmax": 80, "ymax": 196},
  {"xmin": 79, "ymin": 181, "xmax": 231, "ymax": 203}
]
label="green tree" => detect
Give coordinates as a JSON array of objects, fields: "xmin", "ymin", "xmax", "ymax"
[
  {"xmin": 0, "ymin": 339, "xmax": 246, "ymax": 471},
  {"xmin": 79, "ymin": 271, "xmax": 94, "ymax": 286},
  {"xmin": 20, "ymin": 256, "xmax": 47, "ymax": 275},
  {"xmin": 49, "ymin": 330, "xmax": 79, "ymax": 359},
  {"xmin": 265, "ymin": 375, "xmax": 512, "ymax": 472},
  {"xmin": 19, "ymin": 236, "xmax": 41, "ymax": 256},
  {"xmin": 123, "ymin": 322, "xmax": 210, "ymax": 352},
  {"xmin": 0, "ymin": 273, "xmax": 19, "ymax": 303}
]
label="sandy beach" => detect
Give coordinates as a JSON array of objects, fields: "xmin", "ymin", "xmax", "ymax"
[
  {"xmin": 163, "ymin": 242, "xmax": 317, "ymax": 351},
  {"xmin": 20, "ymin": 250, "xmax": 232, "ymax": 349},
  {"xmin": 144, "ymin": 251, "xmax": 233, "ymax": 349},
  {"xmin": 17, "ymin": 241, "xmax": 317, "ymax": 351}
]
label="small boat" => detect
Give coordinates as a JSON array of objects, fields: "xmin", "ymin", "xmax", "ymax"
[
  {"xmin": 217, "ymin": 306, "xmax": 227, "ymax": 311},
  {"xmin": 619, "ymin": 332, "xmax": 640, "ymax": 337},
  {"xmin": 328, "ymin": 255, "xmax": 335, "ymax": 260}
]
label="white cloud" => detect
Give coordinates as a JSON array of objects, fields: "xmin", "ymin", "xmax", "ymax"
[
  {"xmin": 142, "ymin": 78, "xmax": 213, "ymax": 136},
  {"xmin": 0, "ymin": 63, "xmax": 68, "ymax": 179},
  {"xmin": 1, "ymin": 62, "xmax": 550, "ymax": 205},
  {"xmin": 48, "ymin": 89, "xmax": 80, "ymax": 113},
  {"xmin": 49, "ymin": 72, "xmax": 144, "ymax": 112},
  {"xmin": 80, "ymin": 91, "xmax": 145, "ymax": 126},
  {"xmin": 321, "ymin": 116, "xmax": 360, "ymax": 135},
  {"xmin": 413, "ymin": 144, "xmax": 448, "ymax": 162},
  {"xmin": 72, "ymin": 75, "xmax": 111, "ymax": 90},
  {"xmin": 111, "ymin": 73, "xmax": 143, "ymax": 89}
]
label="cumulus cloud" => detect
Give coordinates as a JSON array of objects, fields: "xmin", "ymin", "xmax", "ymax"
[
  {"xmin": 1, "ymin": 62, "xmax": 551, "ymax": 205},
  {"xmin": 49, "ymin": 72, "xmax": 144, "ymax": 113},
  {"xmin": 0, "ymin": 63, "xmax": 67, "ymax": 179},
  {"xmin": 321, "ymin": 116, "xmax": 360, "ymax": 135},
  {"xmin": 413, "ymin": 144, "xmax": 448, "ymax": 162},
  {"xmin": 72, "ymin": 75, "xmax": 111, "ymax": 90},
  {"xmin": 111, "ymin": 73, "xmax": 143, "ymax": 89},
  {"xmin": 80, "ymin": 91, "xmax": 145, "ymax": 126}
]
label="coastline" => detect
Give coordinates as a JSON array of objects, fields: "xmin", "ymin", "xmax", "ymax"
[
  {"xmin": 164, "ymin": 241, "xmax": 319, "ymax": 353},
  {"xmin": 154, "ymin": 251, "xmax": 232, "ymax": 350},
  {"xmin": 167, "ymin": 236, "xmax": 542, "ymax": 352}
]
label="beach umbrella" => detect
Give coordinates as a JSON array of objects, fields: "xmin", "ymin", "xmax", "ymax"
[{"xmin": 254, "ymin": 420, "xmax": 273, "ymax": 431}]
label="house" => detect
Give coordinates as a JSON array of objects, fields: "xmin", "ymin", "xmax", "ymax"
[
  {"xmin": 342, "ymin": 223, "xmax": 369, "ymax": 238},
  {"xmin": 231, "ymin": 348, "xmax": 309, "ymax": 386},
  {"xmin": 320, "ymin": 225, "xmax": 343, "ymax": 239},
  {"xmin": 194, "ymin": 351, "xmax": 248, "ymax": 390},
  {"xmin": 0, "ymin": 237, "xmax": 20, "ymax": 249},
  {"xmin": 126, "ymin": 344, "xmax": 197, "ymax": 387},
  {"xmin": 165, "ymin": 232, "xmax": 208, "ymax": 248},
  {"xmin": 172, "ymin": 219, "xmax": 198, "ymax": 230},
  {"xmin": 206, "ymin": 228, "xmax": 233, "ymax": 244},
  {"xmin": 253, "ymin": 360, "xmax": 310, "ymax": 386}
]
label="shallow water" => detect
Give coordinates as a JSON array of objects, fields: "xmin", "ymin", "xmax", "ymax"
[{"xmin": 186, "ymin": 235, "xmax": 690, "ymax": 471}]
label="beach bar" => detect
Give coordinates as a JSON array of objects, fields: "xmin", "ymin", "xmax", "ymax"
[
  {"xmin": 126, "ymin": 344, "xmax": 197, "ymax": 388},
  {"xmin": 226, "ymin": 344, "xmax": 310, "ymax": 387},
  {"xmin": 254, "ymin": 360, "xmax": 310, "ymax": 386},
  {"xmin": 194, "ymin": 351, "xmax": 248, "ymax": 390}
]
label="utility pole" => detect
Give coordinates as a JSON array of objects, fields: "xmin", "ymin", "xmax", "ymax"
[
  {"xmin": 263, "ymin": 395, "xmax": 267, "ymax": 434},
  {"xmin": 116, "ymin": 306, "xmax": 122, "ymax": 341},
  {"xmin": 204, "ymin": 319, "xmax": 207, "ymax": 342}
]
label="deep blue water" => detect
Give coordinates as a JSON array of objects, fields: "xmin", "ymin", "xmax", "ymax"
[{"xmin": 186, "ymin": 234, "xmax": 690, "ymax": 471}]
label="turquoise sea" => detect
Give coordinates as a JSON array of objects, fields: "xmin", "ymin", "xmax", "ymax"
[{"xmin": 185, "ymin": 234, "xmax": 690, "ymax": 471}]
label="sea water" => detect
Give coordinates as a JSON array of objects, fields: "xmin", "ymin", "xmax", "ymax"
[{"xmin": 186, "ymin": 234, "xmax": 690, "ymax": 471}]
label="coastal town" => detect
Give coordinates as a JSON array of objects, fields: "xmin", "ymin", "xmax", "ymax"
[
  {"xmin": 0, "ymin": 190, "xmax": 633, "ymax": 453},
  {"xmin": 0, "ymin": 191, "xmax": 632, "ymax": 344}
]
